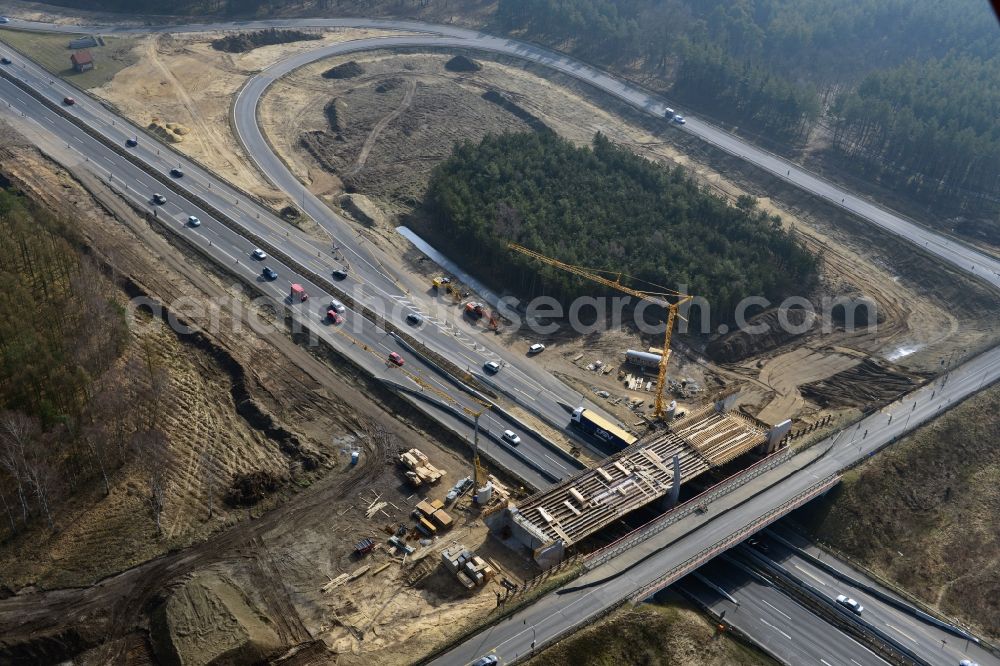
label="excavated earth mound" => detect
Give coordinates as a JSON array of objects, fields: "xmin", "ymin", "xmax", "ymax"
[{"xmin": 149, "ymin": 571, "xmax": 282, "ymax": 665}]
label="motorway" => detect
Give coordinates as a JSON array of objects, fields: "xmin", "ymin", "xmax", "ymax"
[
  {"xmin": 678, "ymin": 557, "xmax": 891, "ymax": 666},
  {"xmin": 4, "ymin": 15, "xmax": 999, "ymax": 291},
  {"xmin": 430, "ymin": 345, "xmax": 1000, "ymax": 665},
  {"xmin": 0, "ymin": 42, "xmax": 600, "ymax": 490},
  {"xmin": 744, "ymin": 526, "xmax": 999, "ymax": 666},
  {"xmin": 2, "ymin": 15, "xmax": 1000, "ymax": 666}
]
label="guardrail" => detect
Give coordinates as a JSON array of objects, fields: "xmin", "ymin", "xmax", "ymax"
[
  {"xmin": 0, "ymin": 62, "xmax": 498, "ymax": 400},
  {"xmin": 765, "ymin": 527, "xmax": 985, "ymax": 647},
  {"xmin": 627, "ymin": 475, "xmax": 839, "ymax": 601},
  {"xmin": 584, "ymin": 446, "xmax": 795, "ymax": 569},
  {"xmin": 390, "ymin": 333, "xmax": 585, "ymax": 473},
  {"xmin": 0, "ymin": 63, "xmax": 584, "ymax": 496},
  {"xmin": 738, "ymin": 545, "xmax": 928, "ymax": 665},
  {"xmin": 507, "ymin": 475, "xmax": 840, "ymax": 665},
  {"xmin": 0, "ymin": 53, "xmax": 598, "ymax": 483}
]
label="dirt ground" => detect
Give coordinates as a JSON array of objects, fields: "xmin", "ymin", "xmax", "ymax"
[
  {"xmin": 0, "ymin": 129, "xmax": 534, "ymax": 665},
  {"xmin": 261, "ymin": 52, "xmax": 537, "ymax": 213},
  {"xmin": 255, "ymin": 48, "xmax": 999, "ymax": 434},
  {"xmin": 83, "ymin": 28, "xmax": 413, "ymax": 212},
  {"xmin": 47, "ymin": 25, "xmax": 996, "ymax": 435}
]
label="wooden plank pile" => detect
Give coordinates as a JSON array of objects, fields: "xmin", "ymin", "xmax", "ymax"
[{"xmin": 399, "ymin": 448, "xmax": 446, "ymax": 486}]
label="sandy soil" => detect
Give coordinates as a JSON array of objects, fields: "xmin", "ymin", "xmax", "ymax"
[
  {"xmin": 0, "ymin": 129, "xmax": 536, "ymax": 665},
  {"xmin": 88, "ymin": 28, "xmax": 413, "ymax": 210},
  {"xmin": 261, "ymin": 53, "xmax": 537, "ymax": 213},
  {"xmin": 80, "ymin": 29, "xmax": 997, "ymax": 435},
  {"xmin": 256, "ymin": 48, "xmax": 998, "ymax": 435}
]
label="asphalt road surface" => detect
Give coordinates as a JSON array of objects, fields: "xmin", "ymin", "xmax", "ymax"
[
  {"xmin": 4, "ymin": 15, "xmax": 999, "ymax": 290},
  {"xmin": 430, "ymin": 344, "xmax": 1000, "ymax": 665},
  {"xmin": 750, "ymin": 526, "xmax": 998, "ymax": 666},
  {"xmin": 2, "ymin": 16, "xmax": 999, "ymax": 666},
  {"xmin": 678, "ymin": 557, "xmax": 891, "ymax": 666},
  {"xmin": 0, "ymin": 58, "xmax": 586, "ymax": 489}
]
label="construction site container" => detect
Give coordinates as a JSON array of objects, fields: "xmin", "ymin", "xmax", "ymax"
[{"xmin": 626, "ymin": 349, "xmax": 662, "ymax": 368}]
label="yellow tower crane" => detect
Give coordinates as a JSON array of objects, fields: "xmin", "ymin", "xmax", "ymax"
[{"xmin": 508, "ymin": 242, "xmax": 693, "ymax": 419}]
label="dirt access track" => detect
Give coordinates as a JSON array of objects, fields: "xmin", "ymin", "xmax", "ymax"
[
  {"xmin": 255, "ymin": 47, "xmax": 1000, "ymax": 429},
  {"xmin": 81, "ymin": 27, "xmax": 415, "ymax": 221},
  {"xmin": 39, "ymin": 22, "xmax": 998, "ymax": 439},
  {"xmin": 0, "ymin": 126, "xmax": 536, "ymax": 664}
]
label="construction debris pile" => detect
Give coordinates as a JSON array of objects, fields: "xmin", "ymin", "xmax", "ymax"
[{"xmin": 400, "ymin": 448, "xmax": 446, "ymax": 487}]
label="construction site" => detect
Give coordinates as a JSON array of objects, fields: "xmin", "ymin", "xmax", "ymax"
[
  {"xmin": 489, "ymin": 401, "xmax": 785, "ymax": 566},
  {"xmin": 0, "ymin": 7, "xmax": 999, "ymax": 666}
]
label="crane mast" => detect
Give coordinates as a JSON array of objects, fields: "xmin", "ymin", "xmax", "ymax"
[{"xmin": 508, "ymin": 242, "xmax": 693, "ymax": 419}]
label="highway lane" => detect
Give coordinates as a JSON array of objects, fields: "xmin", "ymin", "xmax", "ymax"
[
  {"xmin": 679, "ymin": 558, "xmax": 890, "ymax": 666},
  {"xmin": 4, "ymin": 15, "xmax": 998, "ymax": 289},
  {"xmin": 0, "ymin": 73, "xmax": 582, "ymax": 489},
  {"xmin": 1, "ymin": 15, "xmax": 1000, "ymax": 664},
  {"xmin": 753, "ymin": 527, "xmax": 998, "ymax": 666},
  {"xmin": 431, "ymin": 344, "xmax": 1000, "ymax": 665},
  {"xmin": 0, "ymin": 38, "xmax": 618, "ymax": 467}
]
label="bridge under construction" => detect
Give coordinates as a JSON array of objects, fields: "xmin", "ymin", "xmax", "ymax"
[{"xmin": 488, "ymin": 402, "xmax": 790, "ymax": 566}]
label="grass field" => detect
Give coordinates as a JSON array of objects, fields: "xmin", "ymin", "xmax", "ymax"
[{"xmin": 0, "ymin": 30, "xmax": 141, "ymax": 89}]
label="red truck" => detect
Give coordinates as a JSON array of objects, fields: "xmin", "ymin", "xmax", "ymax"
[
  {"xmin": 290, "ymin": 284, "xmax": 308, "ymax": 302},
  {"xmin": 464, "ymin": 302, "xmax": 485, "ymax": 319}
]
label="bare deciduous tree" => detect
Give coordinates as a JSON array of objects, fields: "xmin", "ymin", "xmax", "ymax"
[
  {"xmin": 0, "ymin": 411, "xmax": 37, "ymax": 526},
  {"xmin": 22, "ymin": 438, "xmax": 59, "ymax": 531},
  {"xmin": 133, "ymin": 428, "xmax": 172, "ymax": 536}
]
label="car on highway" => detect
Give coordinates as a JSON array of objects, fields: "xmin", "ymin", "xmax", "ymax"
[
  {"xmin": 261, "ymin": 266, "xmax": 277, "ymax": 281},
  {"xmin": 251, "ymin": 248, "xmax": 267, "ymax": 260},
  {"xmin": 125, "ymin": 137, "xmax": 138, "ymax": 147},
  {"xmin": 663, "ymin": 106, "xmax": 674, "ymax": 117},
  {"xmin": 326, "ymin": 309, "xmax": 344, "ymax": 325},
  {"xmin": 836, "ymin": 595, "xmax": 864, "ymax": 615},
  {"xmin": 388, "ymin": 352, "xmax": 405, "ymax": 367},
  {"xmin": 332, "ymin": 268, "xmax": 348, "ymax": 280},
  {"xmin": 501, "ymin": 430, "xmax": 521, "ymax": 446},
  {"xmin": 187, "ymin": 216, "xmax": 201, "ymax": 227},
  {"xmin": 0, "ymin": 57, "xmax": 11, "ymax": 65},
  {"xmin": 152, "ymin": 193, "xmax": 167, "ymax": 205},
  {"xmin": 63, "ymin": 96, "xmax": 75, "ymax": 106},
  {"xmin": 329, "ymin": 299, "xmax": 346, "ymax": 314},
  {"xmin": 472, "ymin": 656, "xmax": 498, "ymax": 666},
  {"xmin": 406, "ymin": 313, "xmax": 423, "ymax": 326},
  {"xmin": 484, "ymin": 360, "xmax": 501, "ymax": 374},
  {"xmin": 672, "ymin": 114, "xmax": 686, "ymax": 124},
  {"xmin": 170, "ymin": 167, "xmax": 184, "ymax": 178},
  {"xmin": 960, "ymin": 660, "xmax": 981, "ymax": 666},
  {"xmin": 528, "ymin": 343, "xmax": 546, "ymax": 354},
  {"xmin": 0, "ymin": 17, "xmax": 9, "ymax": 23}
]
